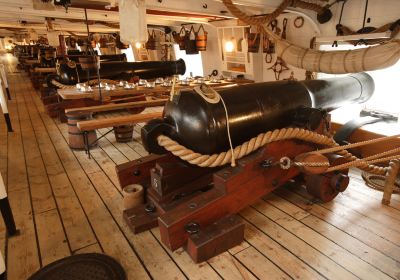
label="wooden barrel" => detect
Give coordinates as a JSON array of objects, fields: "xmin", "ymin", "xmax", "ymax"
[
  {"xmin": 66, "ymin": 112, "xmax": 97, "ymax": 149},
  {"xmin": 195, "ymin": 25, "xmax": 207, "ymax": 51},
  {"xmin": 113, "ymin": 125, "xmax": 134, "ymax": 143},
  {"xmin": 195, "ymin": 34, "xmax": 207, "ymax": 51}
]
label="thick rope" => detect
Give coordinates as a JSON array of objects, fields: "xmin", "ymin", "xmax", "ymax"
[
  {"xmin": 157, "ymin": 127, "xmax": 388, "ymax": 175},
  {"xmin": 222, "ymin": 0, "xmax": 291, "ymax": 26},
  {"xmin": 222, "ymin": 0, "xmax": 324, "ymax": 27}
]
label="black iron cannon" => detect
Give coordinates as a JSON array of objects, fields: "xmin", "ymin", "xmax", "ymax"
[
  {"xmin": 142, "ymin": 73, "xmax": 374, "ymax": 154},
  {"xmin": 54, "ymin": 58, "xmax": 186, "ymax": 85}
]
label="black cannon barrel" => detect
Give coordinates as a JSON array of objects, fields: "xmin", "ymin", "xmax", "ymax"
[
  {"xmin": 142, "ymin": 73, "xmax": 374, "ymax": 155},
  {"xmin": 56, "ymin": 54, "xmax": 127, "ymax": 63},
  {"xmin": 56, "ymin": 58, "xmax": 186, "ymax": 84}
]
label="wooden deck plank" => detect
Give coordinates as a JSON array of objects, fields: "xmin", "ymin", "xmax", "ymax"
[
  {"xmin": 241, "ymin": 207, "xmax": 359, "ymax": 280},
  {"xmin": 17, "ymin": 82, "xmax": 57, "ymax": 214},
  {"xmin": 35, "ymin": 209, "xmax": 71, "ymax": 266},
  {"xmin": 23, "ymin": 82, "xmax": 98, "ymax": 252},
  {"xmin": 290, "ymin": 184, "xmax": 400, "ymax": 247},
  {"xmin": 253, "ymin": 199, "xmax": 393, "ymax": 280},
  {"xmin": 96, "ymin": 114, "xmax": 142, "ymax": 161},
  {"xmin": 207, "ymin": 252, "xmax": 258, "ymax": 280},
  {"xmin": 275, "ymin": 186, "xmax": 400, "ymax": 262},
  {"xmin": 347, "ymin": 181, "xmax": 400, "ymax": 211},
  {"xmin": 267, "ymin": 193, "xmax": 400, "ymax": 279},
  {"xmin": 73, "ymin": 243, "xmax": 103, "ymax": 255},
  {"xmin": 40, "ymin": 106, "xmax": 186, "ymax": 280},
  {"xmin": 241, "ymin": 219, "xmax": 325, "ymax": 279},
  {"xmin": 235, "ymin": 247, "xmax": 291, "ymax": 280},
  {"xmin": 63, "ymin": 162, "xmax": 187, "ymax": 279},
  {"xmin": 29, "ymin": 83, "xmax": 153, "ymax": 280},
  {"xmin": 6, "ymin": 75, "xmax": 40, "ymax": 280}
]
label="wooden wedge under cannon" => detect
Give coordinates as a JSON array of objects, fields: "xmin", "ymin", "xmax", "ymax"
[{"xmin": 116, "ymin": 73, "xmax": 375, "ymax": 262}]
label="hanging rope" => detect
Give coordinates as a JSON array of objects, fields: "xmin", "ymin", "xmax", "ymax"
[
  {"xmin": 222, "ymin": 0, "xmax": 292, "ymax": 26},
  {"xmin": 222, "ymin": 0, "xmax": 400, "ymax": 74}
]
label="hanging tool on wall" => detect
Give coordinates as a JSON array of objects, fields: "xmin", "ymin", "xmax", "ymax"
[
  {"xmin": 333, "ymin": 0, "xmax": 348, "ymax": 47},
  {"xmin": 267, "ymin": 57, "xmax": 289, "ymax": 80},
  {"xmin": 282, "ymin": 18, "xmax": 288, "ymax": 39},
  {"xmin": 294, "ymin": 16, "xmax": 304, "ymax": 29}
]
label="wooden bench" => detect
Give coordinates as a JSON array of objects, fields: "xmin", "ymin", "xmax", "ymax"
[
  {"xmin": 65, "ymin": 99, "xmax": 167, "ymax": 115},
  {"xmin": 76, "ymin": 111, "xmax": 162, "ymax": 158}
]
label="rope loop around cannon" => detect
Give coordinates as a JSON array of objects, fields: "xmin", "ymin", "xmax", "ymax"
[{"xmin": 157, "ymin": 127, "xmax": 390, "ymax": 175}]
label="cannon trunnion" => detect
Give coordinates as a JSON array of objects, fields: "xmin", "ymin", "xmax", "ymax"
[{"xmin": 116, "ymin": 74, "xmax": 374, "ymax": 263}]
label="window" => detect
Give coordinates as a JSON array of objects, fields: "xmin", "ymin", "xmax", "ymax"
[
  {"xmin": 173, "ymin": 44, "xmax": 203, "ymax": 78},
  {"xmin": 318, "ymin": 43, "xmax": 400, "ymax": 124}
]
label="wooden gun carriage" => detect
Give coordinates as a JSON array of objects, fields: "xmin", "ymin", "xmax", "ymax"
[{"xmin": 116, "ymin": 73, "xmax": 375, "ymax": 262}]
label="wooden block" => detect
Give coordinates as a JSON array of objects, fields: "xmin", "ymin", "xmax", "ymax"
[
  {"xmin": 186, "ymin": 215, "xmax": 244, "ymax": 263},
  {"xmin": 123, "ymin": 205, "xmax": 159, "ymax": 234},
  {"xmin": 115, "ymin": 153, "xmax": 174, "ymax": 189},
  {"xmin": 77, "ymin": 112, "xmax": 162, "ymax": 131}
]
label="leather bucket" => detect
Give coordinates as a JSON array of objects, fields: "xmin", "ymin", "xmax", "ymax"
[{"xmin": 185, "ymin": 26, "xmax": 199, "ymax": 55}]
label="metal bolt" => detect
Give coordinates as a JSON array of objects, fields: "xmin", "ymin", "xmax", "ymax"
[
  {"xmin": 188, "ymin": 202, "xmax": 197, "ymax": 209},
  {"xmin": 185, "ymin": 222, "xmax": 200, "ymax": 234},
  {"xmin": 133, "ymin": 169, "xmax": 140, "ymax": 176},
  {"xmin": 260, "ymin": 159, "xmax": 273, "ymax": 168},
  {"xmin": 144, "ymin": 204, "xmax": 156, "ymax": 213},
  {"xmin": 153, "ymin": 178, "xmax": 159, "ymax": 189}
]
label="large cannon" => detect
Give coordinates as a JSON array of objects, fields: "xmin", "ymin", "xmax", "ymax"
[
  {"xmin": 143, "ymin": 73, "xmax": 374, "ymax": 154},
  {"xmin": 116, "ymin": 73, "xmax": 374, "ymax": 263},
  {"xmin": 54, "ymin": 58, "xmax": 186, "ymax": 85}
]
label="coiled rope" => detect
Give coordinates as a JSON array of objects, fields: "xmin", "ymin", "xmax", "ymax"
[{"xmin": 157, "ymin": 127, "xmax": 390, "ymax": 175}]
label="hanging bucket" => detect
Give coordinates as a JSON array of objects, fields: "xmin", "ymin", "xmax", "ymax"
[
  {"xmin": 172, "ymin": 26, "xmax": 187, "ymax": 50},
  {"xmin": 185, "ymin": 26, "xmax": 199, "ymax": 55},
  {"xmin": 145, "ymin": 30, "xmax": 157, "ymax": 50},
  {"xmin": 195, "ymin": 24, "xmax": 208, "ymax": 51}
]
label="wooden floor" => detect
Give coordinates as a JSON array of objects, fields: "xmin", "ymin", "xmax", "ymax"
[{"xmin": 1, "ymin": 56, "xmax": 400, "ymax": 280}]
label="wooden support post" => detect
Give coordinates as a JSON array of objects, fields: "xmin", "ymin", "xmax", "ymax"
[
  {"xmin": 382, "ymin": 160, "xmax": 400, "ymax": 205},
  {"xmin": 0, "ymin": 77, "xmax": 12, "ymax": 132},
  {"xmin": 0, "ymin": 64, "xmax": 10, "ymax": 100},
  {"xmin": 0, "ymin": 251, "xmax": 5, "ymax": 280},
  {"xmin": 0, "ymin": 172, "xmax": 17, "ymax": 236}
]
